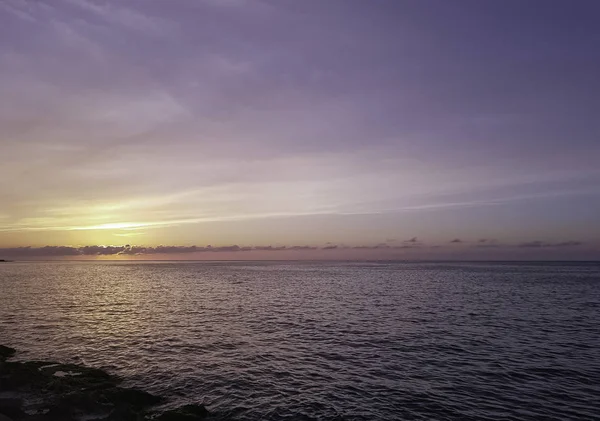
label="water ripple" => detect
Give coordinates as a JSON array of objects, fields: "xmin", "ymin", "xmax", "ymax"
[{"xmin": 1, "ymin": 261, "xmax": 599, "ymax": 420}]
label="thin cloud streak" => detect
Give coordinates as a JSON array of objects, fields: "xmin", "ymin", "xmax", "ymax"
[
  {"xmin": 358, "ymin": 186, "xmax": 600, "ymax": 215},
  {"xmin": 0, "ymin": 211, "xmax": 339, "ymax": 233},
  {"xmin": 518, "ymin": 241, "xmax": 583, "ymax": 248}
]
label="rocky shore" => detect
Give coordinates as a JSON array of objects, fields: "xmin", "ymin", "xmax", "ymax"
[{"xmin": 0, "ymin": 345, "xmax": 210, "ymax": 421}]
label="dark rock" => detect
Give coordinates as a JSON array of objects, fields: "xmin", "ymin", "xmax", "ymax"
[
  {"xmin": 105, "ymin": 405, "xmax": 140, "ymax": 421},
  {"xmin": 54, "ymin": 391, "xmax": 106, "ymax": 415},
  {"xmin": 39, "ymin": 363, "xmax": 116, "ymax": 389},
  {"xmin": 45, "ymin": 402, "xmax": 75, "ymax": 421},
  {"xmin": 0, "ymin": 362, "xmax": 46, "ymax": 390},
  {"xmin": 41, "ymin": 363, "xmax": 112, "ymax": 380},
  {"xmin": 0, "ymin": 346, "xmax": 16, "ymax": 361},
  {"xmin": 157, "ymin": 404, "xmax": 210, "ymax": 421},
  {"xmin": 20, "ymin": 417, "xmax": 56, "ymax": 421},
  {"xmin": 0, "ymin": 398, "xmax": 25, "ymax": 419},
  {"xmin": 0, "ymin": 413, "xmax": 15, "ymax": 421},
  {"xmin": 104, "ymin": 387, "xmax": 163, "ymax": 409},
  {"xmin": 0, "ymin": 361, "xmax": 69, "ymax": 393},
  {"xmin": 0, "ymin": 347, "xmax": 168, "ymax": 421}
]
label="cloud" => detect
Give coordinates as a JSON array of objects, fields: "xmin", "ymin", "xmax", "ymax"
[
  {"xmin": 0, "ymin": 244, "xmax": 322, "ymax": 257},
  {"xmin": 63, "ymin": 0, "xmax": 171, "ymax": 35},
  {"xmin": 2, "ymin": 0, "xmax": 600, "ymax": 256},
  {"xmin": 136, "ymin": 245, "xmax": 201, "ymax": 254},
  {"xmin": 250, "ymin": 245, "xmax": 288, "ymax": 251},
  {"xmin": 0, "ymin": 238, "xmax": 592, "ymax": 258},
  {"xmin": 351, "ymin": 243, "xmax": 390, "ymax": 250},
  {"xmin": 350, "ymin": 243, "xmax": 423, "ymax": 250},
  {"xmin": 518, "ymin": 241, "xmax": 545, "ymax": 248},
  {"xmin": 81, "ymin": 245, "xmax": 127, "ymax": 255},
  {"xmin": 473, "ymin": 239, "xmax": 501, "ymax": 248},
  {"xmin": 0, "ymin": 0, "xmax": 37, "ymax": 22},
  {"xmin": 518, "ymin": 241, "xmax": 583, "ymax": 248},
  {"xmin": 553, "ymin": 241, "xmax": 584, "ymax": 247}
]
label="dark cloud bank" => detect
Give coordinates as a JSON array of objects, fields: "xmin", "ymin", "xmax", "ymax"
[
  {"xmin": 517, "ymin": 241, "xmax": 583, "ymax": 248},
  {"xmin": 0, "ymin": 240, "xmax": 587, "ymax": 257},
  {"xmin": 0, "ymin": 245, "xmax": 322, "ymax": 257}
]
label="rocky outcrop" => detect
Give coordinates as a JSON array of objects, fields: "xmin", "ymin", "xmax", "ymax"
[
  {"xmin": 0, "ymin": 346, "xmax": 210, "ymax": 421},
  {"xmin": 158, "ymin": 404, "xmax": 210, "ymax": 421},
  {"xmin": 0, "ymin": 346, "xmax": 16, "ymax": 361}
]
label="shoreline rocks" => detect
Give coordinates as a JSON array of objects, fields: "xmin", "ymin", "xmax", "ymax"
[
  {"xmin": 0, "ymin": 346, "xmax": 210, "ymax": 421},
  {"xmin": 0, "ymin": 346, "xmax": 16, "ymax": 361}
]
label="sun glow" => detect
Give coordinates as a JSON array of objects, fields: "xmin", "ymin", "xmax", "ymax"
[{"xmin": 69, "ymin": 222, "xmax": 153, "ymax": 231}]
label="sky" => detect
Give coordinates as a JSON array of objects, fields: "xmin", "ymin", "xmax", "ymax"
[{"xmin": 1, "ymin": 0, "xmax": 599, "ymax": 260}]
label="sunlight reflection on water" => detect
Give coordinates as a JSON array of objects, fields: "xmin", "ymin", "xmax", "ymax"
[{"xmin": 1, "ymin": 261, "xmax": 599, "ymax": 420}]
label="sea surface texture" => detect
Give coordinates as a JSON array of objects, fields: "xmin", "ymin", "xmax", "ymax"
[{"xmin": 1, "ymin": 261, "xmax": 599, "ymax": 420}]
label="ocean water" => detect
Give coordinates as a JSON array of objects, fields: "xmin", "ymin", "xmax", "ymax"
[{"xmin": 1, "ymin": 261, "xmax": 599, "ymax": 420}]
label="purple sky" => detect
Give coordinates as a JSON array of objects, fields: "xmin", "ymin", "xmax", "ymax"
[{"xmin": 1, "ymin": 0, "xmax": 599, "ymax": 259}]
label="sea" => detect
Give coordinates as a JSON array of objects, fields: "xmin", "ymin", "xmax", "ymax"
[{"xmin": 1, "ymin": 261, "xmax": 599, "ymax": 420}]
